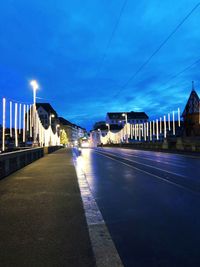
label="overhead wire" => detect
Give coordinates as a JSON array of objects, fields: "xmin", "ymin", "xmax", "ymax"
[
  {"xmin": 94, "ymin": 0, "xmax": 128, "ymax": 80},
  {"xmin": 113, "ymin": 2, "xmax": 200, "ymax": 96}
]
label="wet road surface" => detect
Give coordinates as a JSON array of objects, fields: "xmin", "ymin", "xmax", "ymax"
[{"xmin": 74, "ymin": 147, "xmax": 200, "ymax": 267}]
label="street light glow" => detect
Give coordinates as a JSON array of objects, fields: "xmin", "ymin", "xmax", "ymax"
[{"xmin": 30, "ymin": 80, "xmax": 39, "ymax": 90}]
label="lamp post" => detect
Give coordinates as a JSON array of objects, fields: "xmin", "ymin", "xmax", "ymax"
[
  {"xmin": 30, "ymin": 80, "xmax": 39, "ymax": 146},
  {"xmin": 122, "ymin": 113, "xmax": 128, "ymax": 143}
]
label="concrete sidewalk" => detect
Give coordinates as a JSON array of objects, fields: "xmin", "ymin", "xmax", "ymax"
[{"xmin": 0, "ymin": 148, "xmax": 96, "ymax": 267}]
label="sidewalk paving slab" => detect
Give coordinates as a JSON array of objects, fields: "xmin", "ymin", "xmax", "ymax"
[{"xmin": 0, "ymin": 148, "xmax": 96, "ymax": 267}]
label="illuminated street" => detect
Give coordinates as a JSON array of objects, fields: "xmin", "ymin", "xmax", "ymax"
[{"xmin": 74, "ymin": 147, "xmax": 200, "ymax": 267}]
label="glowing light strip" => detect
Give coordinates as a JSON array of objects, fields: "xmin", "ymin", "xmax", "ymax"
[
  {"xmin": 30, "ymin": 105, "xmax": 32, "ymax": 137},
  {"xmin": 23, "ymin": 104, "xmax": 26, "ymax": 142},
  {"xmin": 173, "ymin": 111, "xmax": 175, "ymax": 135},
  {"xmin": 27, "ymin": 105, "xmax": 29, "ymax": 131},
  {"xmin": 10, "ymin": 101, "xmax": 12, "ymax": 137},
  {"xmin": 2, "ymin": 98, "xmax": 6, "ymax": 151},
  {"xmin": 156, "ymin": 119, "xmax": 159, "ymax": 140},
  {"xmin": 164, "ymin": 115, "xmax": 166, "ymax": 139},
  {"xmin": 168, "ymin": 113, "xmax": 171, "ymax": 131},
  {"xmin": 150, "ymin": 121, "xmax": 152, "ymax": 141},
  {"xmin": 178, "ymin": 108, "xmax": 181, "ymax": 127},
  {"xmin": 15, "ymin": 103, "xmax": 18, "ymax": 147},
  {"xmin": 19, "ymin": 103, "xmax": 21, "ymax": 134}
]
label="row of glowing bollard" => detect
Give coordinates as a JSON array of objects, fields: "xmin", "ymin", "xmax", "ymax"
[
  {"xmin": 120, "ymin": 108, "xmax": 181, "ymax": 142},
  {"xmin": 99, "ymin": 108, "xmax": 181, "ymax": 144},
  {"xmin": 1, "ymin": 98, "xmax": 60, "ymax": 152}
]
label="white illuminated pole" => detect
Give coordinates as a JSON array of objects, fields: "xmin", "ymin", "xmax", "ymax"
[
  {"xmin": 173, "ymin": 111, "xmax": 175, "ymax": 135},
  {"xmin": 136, "ymin": 124, "xmax": 139, "ymax": 140},
  {"xmin": 168, "ymin": 113, "xmax": 171, "ymax": 131},
  {"xmin": 135, "ymin": 124, "xmax": 137, "ymax": 140},
  {"xmin": 130, "ymin": 124, "xmax": 133, "ymax": 139},
  {"xmin": 164, "ymin": 115, "xmax": 166, "ymax": 139},
  {"xmin": 146, "ymin": 122, "xmax": 148, "ymax": 137},
  {"xmin": 10, "ymin": 101, "xmax": 12, "ymax": 137},
  {"xmin": 141, "ymin": 123, "xmax": 144, "ymax": 137},
  {"xmin": 19, "ymin": 103, "xmax": 21, "ymax": 134},
  {"xmin": 30, "ymin": 104, "xmax": 32, "ymax": 138},
  {"xmin": 15, "ymin": 103, "xmax": 18, "ymax": 147},
  {"xmin": 2, "ymin": 98, "xmax": 6, "ymax": 152},
  {"xmin": 27, "ymin": 105, "xmax": 29, "ymax": 131},
  {"xmin": 144, "ymin": 123, "xmax": 146, "ymax": 141},
  {"xmin": 156, "ymin": 119, "xmax": 159, "ymax": 140},
  {"xmin": 23, "ymin": 104, "xmax": 26, "ymax": 142},
  {"xmin": 139, "ymin": 124, "xmax": 141, "ymax": 141},
  {"xmin": 122, "ymin": 113, "xmax": 128, "ymax": 143},
  {"xmin": 160, "ymin": 117, "xmax": 162, "ymax": 134},
  {"xmin": 30, "ymin": 80, "xmax": 39, "ymax": 146},
  {"xmin": 178, "ymin": 108, "xmax": 181, "ymax": 127},
  {"xmin": 150, "ymin": 121, "xmax": 152, "ymax": 141}
]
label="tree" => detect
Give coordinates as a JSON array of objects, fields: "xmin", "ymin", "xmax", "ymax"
[{"xmin": 60, "ymin": 129, "xmax": 69, "ymax": 145}]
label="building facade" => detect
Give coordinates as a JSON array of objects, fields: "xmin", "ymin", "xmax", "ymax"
[
  {"xmin": 106, "ymin": 111, "xmax": 149, "ymax": 126},
  {"xmin": 36, "ymin": 103, "xmax": 59, "ymax": 133}
]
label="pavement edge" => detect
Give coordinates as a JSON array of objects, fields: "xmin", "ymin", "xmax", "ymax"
[{"xmin": 73, "ymin": 152, "xmax": 124, "ymax": 267}]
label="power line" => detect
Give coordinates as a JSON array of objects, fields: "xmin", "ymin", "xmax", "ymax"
[
  {"xmin": 102, "ymin": 55, "xmax": 200, "ymax": 104},
  {"xmin": 162, "ymin": 58, "xmax": 200, "ymax": 87},
  {"xmin": 114, "ymin": 2, "xmax": 200, "ymax": 96},
  {"xmin": 94, "ymin": 0, "xmax": 128, "ymax": 79}
]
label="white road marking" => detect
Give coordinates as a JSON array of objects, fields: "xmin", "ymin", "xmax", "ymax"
[
  {"xmin": 93, "ymin": 150, "xmax": 197, "ymax": 193},
  {"xmin": 96, "ymin": 150, "xmax": 187, "ymax": 178},
  {"xmin": 73, "ymin": 153, "xmax": 124, "ymax": 267}
]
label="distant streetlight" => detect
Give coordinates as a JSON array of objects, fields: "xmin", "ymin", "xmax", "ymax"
[
  {"xmin": 30, "ymin": 80, "xmax": 39, "ymax": 105},
  {"xmin": 30, "ymin": 80, "xmax": 39, "ymax": 146}
]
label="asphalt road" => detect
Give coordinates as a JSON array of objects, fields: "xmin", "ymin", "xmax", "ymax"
[{"xmin": 75, "ymin": 147, "xmax": 200, "ymax": 267}]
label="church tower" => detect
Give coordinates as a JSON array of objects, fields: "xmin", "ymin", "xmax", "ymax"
[{"xmin": 182, "ymin": 82, "xmax": 200, "ymax": 136}]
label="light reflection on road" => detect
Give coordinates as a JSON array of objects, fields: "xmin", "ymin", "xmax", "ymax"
[{"xmin": 74, "ymin": 147, "xmax": 200, "ymax": 267}]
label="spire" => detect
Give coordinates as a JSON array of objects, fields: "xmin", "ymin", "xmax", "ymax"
[{"xmin": 192, "ymin": 81, "xmax": 195, "ymax": 91}]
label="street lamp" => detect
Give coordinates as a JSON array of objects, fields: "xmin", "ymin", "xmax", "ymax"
[
  {"xmin": 30, "ymin": 80, "xmax": 39, "ymax": 146},
  {"xmin": 122, "ymin": 113, "xmax": 128, "ymax": 143},
  {"xmin": 30, "ymin": 80, "xmax": 39, "ymax": 105}
]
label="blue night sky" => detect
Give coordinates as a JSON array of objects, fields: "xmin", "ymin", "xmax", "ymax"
[{"xmin": 0, "ymin": 0, "xmax": 200, "ymax": 130}]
